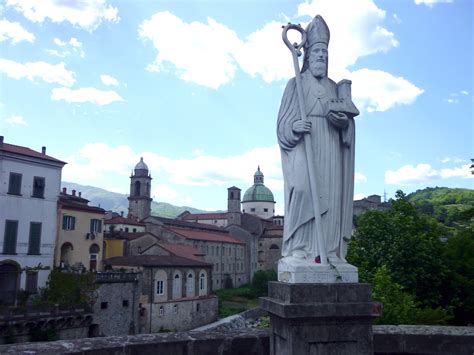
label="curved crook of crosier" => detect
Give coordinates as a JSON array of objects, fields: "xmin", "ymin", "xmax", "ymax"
[{"xmin": 282, "ymin": 23, "xmax": 307, "ymax": 57}]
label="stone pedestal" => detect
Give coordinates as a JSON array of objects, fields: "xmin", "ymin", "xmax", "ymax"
[
  {"xmin": 260, "ymin": 282, "xmax": 377, "ymax": 355},
  {"xmin": 278, "ymin": 258, "xmax": 358, "ymax": 283}
]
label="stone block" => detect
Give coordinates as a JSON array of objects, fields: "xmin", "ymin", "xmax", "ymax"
[
  {"xmin": 278, "ymin": 259, "xmax": 358, "ymax": 283},
  {"xmin": 261, "ymin": 282, "xmax": 376, "ymax": 355}
]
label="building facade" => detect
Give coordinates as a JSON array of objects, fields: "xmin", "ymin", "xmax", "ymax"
[
  {"xmin": 56, "ymin": 188, "xmax": 105, "ymax": 271},
  {"xmin": 103, "ymin": 255, "xmax": 216, "ymax": 333},
  {"xmin": 0, "ymin": 137, "xmax": 65, "ymax": 304}
]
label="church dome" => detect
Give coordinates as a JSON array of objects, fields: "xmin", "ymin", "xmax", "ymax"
[
  {"xmin": 242, "ymin": 167, "xmax": 275, "ymax": 202},
  {"xmin": 135, "ymin": 157, "xmax": 148, "ymax": 171}
]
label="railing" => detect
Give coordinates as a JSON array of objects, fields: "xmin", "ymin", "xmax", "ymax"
[{"xmin": 95, "ymin": 272, "xmax": 139, "ymax": 283}]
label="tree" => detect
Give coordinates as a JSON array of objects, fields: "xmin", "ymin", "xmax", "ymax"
[{"xmin": 347, "ymin": 190, "xmax": 449, "ymax": 308}]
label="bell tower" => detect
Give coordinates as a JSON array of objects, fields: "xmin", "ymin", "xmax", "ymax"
[
  {"xmin": 227, "ymin": 186, "xmax": 241, "ymax": 225},
  {"xmin": 128, "ymin": 157, "xmax": 152, "ymax": 220}
]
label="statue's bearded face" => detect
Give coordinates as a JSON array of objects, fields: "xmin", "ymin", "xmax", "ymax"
[{"xmin": 308, "ymin": 43, "xmax": 328, "ymax": 79}]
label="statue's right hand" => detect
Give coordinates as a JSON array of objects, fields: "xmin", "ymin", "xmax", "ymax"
[{"xmin": 292, "ymin": 120, "xmax": 312, "ymax": 134}]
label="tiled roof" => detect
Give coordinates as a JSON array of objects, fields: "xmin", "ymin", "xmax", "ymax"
[
  {"xmin": 59, "ymin": 197, "xmax": 105, "ymax": 214},
  {"xmin": 104, "ymin": 255, "xmax": 211, "ymax": 267},
  {"xmin": 182, "ymin": 213, "xmax": 228, "ymax": 221},
  {"xmin": 158, "ymin": 242, "xmax": 204, "ymax": 261},
  {"xmin": 146, "ymin": 215, "xmax": 225, "ymax": 232},
  {"xmin": 0, "ymin": 142, "xmax": 66, "ymax": 164},
  {"xmin": 105, "ymin": 216, "xmax": 145, "ymax": 226},
  {"xmin": 166, "ymin": 227, "xmax": 244, "ymax": 245},
  {"xmin": 104, "ymin": 231, "xmax": 153, "ymax": 241}
]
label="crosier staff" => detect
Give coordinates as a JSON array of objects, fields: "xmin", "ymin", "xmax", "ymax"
[{"xmin": 282, "ymin": 23, "xmax": 327, "ymax": 265}]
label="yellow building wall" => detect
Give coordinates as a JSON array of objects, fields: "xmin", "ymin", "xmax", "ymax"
[
  {"xmin": 105, "ymin": 239, "xmax": 124, "ymax": 258},
  {"xmin": 56, "ymin": 208, "xmax": 105, "ymax": 271}
]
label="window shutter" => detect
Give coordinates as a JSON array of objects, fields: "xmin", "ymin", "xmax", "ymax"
[
  {"xmin": 3, "ymin": 221, "xmax": 18, "ymax": 254},
  {"xmin": 8, "ymin": 173, "xmax": 22, "ymax": 195},
  {"xmin": 98, "ymin": 220, "xmax": 102, "ymax": 233},
  {"xmin": 71, "ymin": 216, "xmax": 76, "ymax": 230},
  {"xmin": 90, "ymin": 219, "xmax": 94, "ymax": 233},
  {"xmin": 28, "ymin": 222, "xmax": 42, "ymax": 254},
  {"xmin": 62, "ymin": 216, "xmax": 67, "ymax": 230}
]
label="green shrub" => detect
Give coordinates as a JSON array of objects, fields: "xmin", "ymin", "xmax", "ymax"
[{"xmin": 251, "ymin": 270, "xmax": 277, "ymax": 297}]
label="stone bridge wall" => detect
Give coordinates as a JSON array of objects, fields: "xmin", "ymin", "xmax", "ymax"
[{"xmin": 0, "ymin": 325, "xmax": 473, "ymax": 354}]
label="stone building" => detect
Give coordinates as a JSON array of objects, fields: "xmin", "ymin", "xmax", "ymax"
[
  {"xmin": 128, "ymin": 158, "xmax": 152, "ymax": 221},
  {"xmin": 56, "ymin": 188, "xmax": 105, "ymax": 271},
  {"xmin": 92, "ymin": 272, "xmax": 141, "ymax": 336},
  {"xmin": 103, "ymin": 255, "xmax": 216, "ymax": 333},
  {"xmin": 0, "ymin": 137, "xmax": 66, "ymax": 304},
  {"xmin": 144, "ymin": 216, "xmax": 247, "ymax": 290}
]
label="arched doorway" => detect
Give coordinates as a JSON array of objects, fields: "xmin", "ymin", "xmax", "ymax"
[
  {"xmin": 89, "ymin": 244, "xmax": 100, "ymax": 271},
  {"xmin": 60, "ymin": 242, "xmax": 74, "ymax": 267}
]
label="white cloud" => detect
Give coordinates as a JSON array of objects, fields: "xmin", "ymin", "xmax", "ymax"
[
  {"xmin": 5, "ymin": 115, "xmax": 27, "ymax": 126},
  {"xmin": 0, "ymin": 58, "xmax": 75, "ymax": 86},
  {"xmin": 355, "ymin": 172, "xmax": 367, "ymax": 183},
  {"xmin": 297, "ymin": 0, "xmax": 399, "ymax": 77},
  {"xmin": 0, "ymin": 19, "xmax": 34, "ymax": 44},
  {"xmin": 460, "ymin": 90, "xmax": 469, "ymax": 95},
  {"xmin": 100, "ymin": 74, "xmax": 119, "ymax": 86},
  {"xmin": 6, "ymin": 0, "xmax": 119, "ymax": 32},
  {"xmin": 441, "ymin": 157, "xmax": 465, "ymax": 164},
  {"xmin": 152, "ymin": 184, "xmax": 194, "ymax": 206},
  {"xmin": 350, "ymin": 68, "xmax": 424, "ymax": 112},
  {"xmin": 138, "ymin": 1, "xmax": 421, "ymax": 112},
  {"xmin": 47, "ymin": 37, "xmax": 84, "ymax": 58},
  {"xmin": 139, "ymin": 11, "xmax": 241, "ymax": 89},
  {"xmin": 62, "ymin": 143, "xmax": 283, "ymax": 203},
  {"xmin": 51, "ymin": 87, "xmax": 124, "ymax": 105},
  {"xmin": 385, "ymin": 163, "xmax": 472, "ymax": 185},
  {"xmin": 414, "ymin": 0, "xmax": 453, "ymax": 7}
]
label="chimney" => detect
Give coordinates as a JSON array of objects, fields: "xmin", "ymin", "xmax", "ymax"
[
  {"xmin": 78, "ymin": 192, "xmax": 82, "ymax": 198},
  {"xmin": 0, "ymin": 136, "xmax": 3, "ymax": 146},
  {"xmin": 41, "ymin": 146, "xmax": 46, "ymax": 155},
  {"xmin": 121, "ymin": 211, "xmax": 124, "ymax": 217},
  {"xmin": 72, "ymin": 189, "xmax": 76, "ymax": 196},
  {"xmin": 62, "ymin": 187, "xmax": 67, "ymax": 194}
]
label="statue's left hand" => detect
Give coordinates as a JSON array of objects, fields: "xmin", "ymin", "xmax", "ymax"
[{"xmin": 327, "ymin": 111, "xmax": 348, "ymax": 129}]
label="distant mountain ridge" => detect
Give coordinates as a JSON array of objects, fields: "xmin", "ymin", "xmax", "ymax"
[{"xmin": 61, "ymin": 182, "xmax": 211, "ymax": 218}]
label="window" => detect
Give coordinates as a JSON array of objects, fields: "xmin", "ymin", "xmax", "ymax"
[
  {"xmin": 196, "ymin": 303, "xmax": 200, "ymax": 312},
  {"xmin": 125, "ymin": 227, "xmax": 129, "ymax": 232},
  {"xmin": 229, "ymin": 248, "xmax": 231, "ymax": 256},
  {"xmin": 172, "ymin": 272, "xmax": 182, "ymax": 299},
  {"xmin": 25, "ymin": 272, "xmax": 38, "ymax": 294},
  {"xmin": 243, "ymin": 209, "xmax": 245, "ymax": 213},
  {"xmin": 156, "ymin": 280, "xmax": 164, "ymax": 295},
  {"xmin": 159, "ymin": 306, "xmax": 164, "ymax": 316},
  {"xmin": 32, "ymin": 177, "xmax": 45, "ymax": 198},
  {"xmin": 186, "ymin": 272, "xmax": 194, "ymax": 297},
  {"xmin": 28, "ymin": 222, "xmax": 42, "ymax": 255},
  {"xmin": 122, "ymin": 300, "xmax": 129, "ymax": 307},
  {"xmin": 264, "ymin": 208, "xmax": 268, "ymax": 212},
  {"xmin": 216, "ymin": 263, "xmax": 219, "ymax": 272},
  {"xmin": 62, "ymin": 216, "xmax": 76, "ymax": 230},
  {"xmin": 134, "ymin": 181, "xmax": 141, "ymax": 196},
  {"xmin": 7, "ymin": 173, "xmax": 22, "ymax": 195},
  {"xmin": 173, "ymin": 304, "xmax": 178, "ymax": 314},
  {"xmin": 251, "ymin": 208, "xmax": 255, "ymax": 212},
  {"xmin": 90, "ymin": 219, "xmax": 102, "ymax": 233},
  {"xmin": 216, "ymin": 247, "xmax": 219, "ymax": 256},
  {"xmin": 133, "ymin": 228, "xmax": 136, "ymax": 232},
  {"xmin": 199, "ymin": 273, "xmax": 205, "ymax": 291},
  {"xmin": 101, "ymin": 302, "xmax": 108, "ymax": 309},
  {"xmin": 3, "ymin": 220, "xmax": 18, "ymax": 254}
]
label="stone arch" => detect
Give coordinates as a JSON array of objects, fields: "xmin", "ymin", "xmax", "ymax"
[
  {"xmin": 198, "ymin": 269, "xmax": 208, "ymax": 296},
  {"xmin": 186, "ymin": 270, "xmax": 195, "ymax": 297},
  {"xmin": 60, "ymin": 242, "xmax": 74, "ymax": 266},
  {"xmin": 172, "ymin": 270, "xmax": 182, "ymax": 299},
  {"xmin": 0, "ymin": 260, "xmax": 20, "ymax": 305}
]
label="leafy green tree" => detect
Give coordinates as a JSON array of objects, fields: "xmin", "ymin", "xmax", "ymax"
[
  {"xmin": 371, "ymin": 266, "xmax": 417, "ymax": 325},
  {"xmin": 33, "ymin": 269, "xmax": 97, "ymax": 307},
  {"xmin": 251, "ymin": 270, "xmax": 277, "ymax": 297},
  {"xmin": 348, "ymin": 190, "xmax": 448, "ymax": 308}
]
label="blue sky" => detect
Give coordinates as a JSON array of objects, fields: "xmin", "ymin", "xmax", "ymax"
[{"xmin": 1, "ymin": 0, "xmax": 472, "ymax": 213}]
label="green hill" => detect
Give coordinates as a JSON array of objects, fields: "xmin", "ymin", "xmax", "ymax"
[
  {"xmin": 61, "ymin": 182, "xmax": 211, "ymax": 218},
  {"xmin": 407, "ymin": 187, "xmax": 474, "ymax": 227}
]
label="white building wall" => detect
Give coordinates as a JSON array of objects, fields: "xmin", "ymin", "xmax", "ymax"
[
  {"xmin": 0, "ymin": 155, "xmax": 63, "ymax": 289},
  {"xmin": 241, "ymin": 201, "xmax": 275, "ymax": 219}
]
